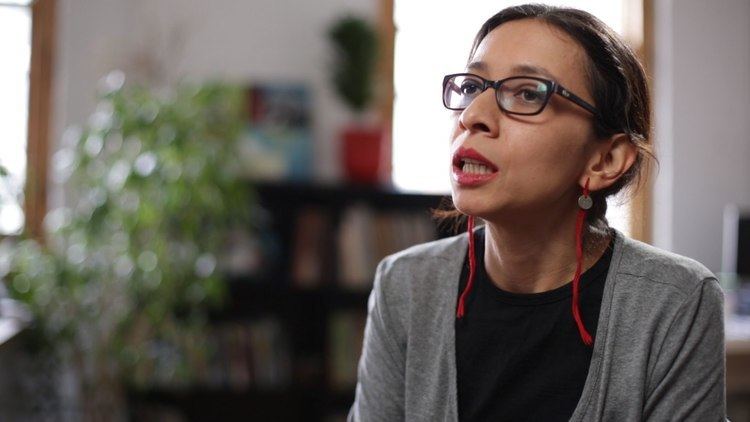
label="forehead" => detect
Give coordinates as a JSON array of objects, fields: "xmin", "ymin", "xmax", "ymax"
[{"xmin": 470, "ymin": 19, "xmax": 590, "ymax": 95}]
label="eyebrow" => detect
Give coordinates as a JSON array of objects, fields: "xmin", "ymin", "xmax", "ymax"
[
  {"xmin": 466, "ymin": 61, "xmax": 488, "ymax": 72},
  {"xmin": 466, "ymin": 61, "xmax": 559, "ymax": 81}
]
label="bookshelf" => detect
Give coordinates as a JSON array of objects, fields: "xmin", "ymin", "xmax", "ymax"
[{"xmin": 128, "ymin": 180, "xmax": 450, "ymax": 421}]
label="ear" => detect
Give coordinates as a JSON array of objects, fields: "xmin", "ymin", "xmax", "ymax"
[{"xmin": 579, "ymin": 133, "xmax": 637, "ymax": 192}]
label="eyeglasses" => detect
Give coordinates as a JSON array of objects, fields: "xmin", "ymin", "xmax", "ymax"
[{"xmin": 442, "ymin": 73, "xmax": 599, "ymax": 117}]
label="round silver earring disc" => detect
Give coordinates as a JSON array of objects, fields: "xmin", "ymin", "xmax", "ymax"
[{"xmin": 578, "ymin": 195, "xmax": 593, "ymax": 210}]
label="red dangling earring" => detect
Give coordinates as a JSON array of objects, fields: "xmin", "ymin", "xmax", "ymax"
[
  {"xmin": 456, "ymin": 215, "xmax": 476, "ymax": 319},
  {"xmin": 573, "ymin": 178, "xmax": 594, "ymax": 346},
  {"xmin": 456, "ymin": 185, "xmax": 595, "ymax": 349}
]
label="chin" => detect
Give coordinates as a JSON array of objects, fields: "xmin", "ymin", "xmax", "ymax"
[{"xmin": 450, "ymin": 190, "xmax": 496, "ymax": 220}]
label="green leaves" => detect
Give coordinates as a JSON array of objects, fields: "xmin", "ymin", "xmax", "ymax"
[
  {"xmin": 329, "ymin": 16, "xmax": 378, "ymax": 112},
  {"xmin": 2, "ymin": 76, "xmax": 256, "ymax": 387}
]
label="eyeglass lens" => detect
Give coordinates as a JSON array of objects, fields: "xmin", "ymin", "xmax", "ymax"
[{"xmin": 443, "ymin": 75, "xmax": 551, "ymax": 114}]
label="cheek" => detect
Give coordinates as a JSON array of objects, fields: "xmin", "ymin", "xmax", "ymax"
[{"xmin": 504, "ymin": 123, "xmax": 589, "ymax": 183}]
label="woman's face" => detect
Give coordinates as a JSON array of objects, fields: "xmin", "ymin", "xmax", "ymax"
[{"xmin": 449, "ymin": 18, "xmax": 599, "ymax": 223}]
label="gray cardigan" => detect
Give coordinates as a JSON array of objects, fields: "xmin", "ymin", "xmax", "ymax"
[{"xmin": 348, "ymin": 229, "xmax": 726, "ymax": 421}]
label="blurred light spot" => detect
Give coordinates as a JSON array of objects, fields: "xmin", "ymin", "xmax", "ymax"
[
  {"xmin": 74, "ymin": 208, "xmax": 92, "ymax": 223},
  {"xmin": 89, "ymin": 102, "xmax": 114, "ymax": 132},
  {"xmin": 107, "ymin": 160, "xmax": 131, "ymax": 191},
  {"xmin": 66, "ymin": 242, "xmax": 86, "ymax": 266},
  {"xmin": 100, "ymin": 70, "xmax": 125, "ymax": 95},
  {"xmin": 194, "ymin": 253, "xmax": 216, "ymax": 278},
  {"xmin": 88, "ymin": 187, "xmax": 107, "ymax": 207},
  {"xmin": 134, "ymin": 152, "xmax": 157, "ymax": 177},
  {"xmin": 43, "ymin": 207, "xmax": 72, "ymax": 233},
  {"xmin": 114, "ymin": 255, "xmax": 134, "ymax": 278},
  {"xmin": 138, "ymin": 102, "xmax": 159, "ymax": 124},
  {"xmin": 137, "ymin": 251, "xmax": 158, "ymax": 272},
  {"xmin": 61, "ymin": 126, "xmax": 82, "ymax": 147},
  {"xmin": 84, "ymin": 134, "xmax": 104, "ymax": 157},
  {"xmin": 52, "ymin": 148, "xmax": 76, "ymax": 184},
  {"xmin": 75, "ymin": 197, "xmax": 94, "ymax": 220},
  {"xmin": 145, "ymin": 269, "xmax": 162, "ymax": 289}
]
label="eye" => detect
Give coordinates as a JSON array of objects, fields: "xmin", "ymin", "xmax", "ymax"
[
  {"xmin": 517, "ymin": 88, "xmax": 544, "ymax": 103},
  {"xmin": 460, "ymin": 80, "xmax": 483, "ymax": 96}
]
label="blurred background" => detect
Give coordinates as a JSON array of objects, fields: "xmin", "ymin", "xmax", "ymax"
[{"xmin": 0, "ymin": 0, "xmax": 749, "ymax": 421}]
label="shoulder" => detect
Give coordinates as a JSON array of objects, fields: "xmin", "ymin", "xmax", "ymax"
[
  {"xmin": 613, "ymin": 231, "xmax": 718, "ymax": 299},
  {"xmin": 376, "ymin": 232, "xmax": 466, "ymax": 287},
  {"xmin": 383, "ymin": 232, "xmax": 467, "ymax": 266},
  {"xmin": 372, "ymin": 231, "xmax": 468, "ymax": 306}
]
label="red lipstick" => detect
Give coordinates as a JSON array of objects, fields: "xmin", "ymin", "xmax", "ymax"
[{"xmin": 451, "ymin": 147, "xmax": 499, "ymax": 187}]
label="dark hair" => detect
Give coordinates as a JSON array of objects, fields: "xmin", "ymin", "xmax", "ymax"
[{"xmin": 433, "ymin": 3, "xmax": 655, "ymax": 234}]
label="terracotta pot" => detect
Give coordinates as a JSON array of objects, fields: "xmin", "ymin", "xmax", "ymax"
[{"xmin": 341, "ymin": 125, "xmax": 390, "ymax": 185}]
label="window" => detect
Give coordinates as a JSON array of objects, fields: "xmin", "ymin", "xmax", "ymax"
[
  {"xmin": 0, "ymin": 1, "xmax": 32, "ymax": 235},
  {"xmin": 0, "ymin": 0, "xmax": 55, "ymax": 239},
  {"xmin": 392, "ymin": 0, "xmax": 643, "ymax": 236}
]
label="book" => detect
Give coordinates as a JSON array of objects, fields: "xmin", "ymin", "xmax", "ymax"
[
  {"xmin": 337, "ymin": 204, "xmax": 376, "ymax": 288},
  {"xmin": 328, "ymin": 310, "xmax": 366, "ymax": 391},
  {"xmin": 291, "ymin": 206, "xmax": 332, "ymax": 288},
  {"xmin": 338, "ymin": 206, "xmax": 437, "ymax": 289}
]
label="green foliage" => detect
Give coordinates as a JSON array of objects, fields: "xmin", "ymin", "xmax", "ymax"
[
  {"xmin": 1, "ymin": 78, "xmax": 257, "ymax": 389},
  {"xmin": 329, "ymin": 16, "xmax": 378, "ymax": 112}
]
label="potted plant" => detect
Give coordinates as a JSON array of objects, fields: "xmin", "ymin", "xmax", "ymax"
[
  {"xmin": 329, "ymin": 16, "xmax": 389, "ymax": 185},
  {"xmin": 0, "ymin": 73, "xmax": 257, "ymax": 420}
]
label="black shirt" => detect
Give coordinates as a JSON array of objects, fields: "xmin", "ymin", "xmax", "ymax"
[{"xmin": 456, "ymin": 226, "xmax": 614, "ymax": 422}]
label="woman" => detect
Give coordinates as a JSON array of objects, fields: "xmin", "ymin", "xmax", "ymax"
[{"xmin": 348, "ymin": 4, "xmax": 725, "ymax": 422}]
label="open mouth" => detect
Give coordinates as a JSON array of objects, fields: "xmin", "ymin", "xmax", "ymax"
[
  {"xmin": 451, "ymin": 147, "xmax": 499, "ymax": 186},
  {"xmin": 452, "ymin": 147, "xmax": 499, "ymax": 173},
  {"xmin": 455, "ymin": 158, "xmax": 497, "ymax": 175}
]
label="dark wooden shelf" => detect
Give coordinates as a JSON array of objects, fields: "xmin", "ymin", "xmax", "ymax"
[
  {"xmin": 129, "ymin": 386, "xmax": 328, "ymax": 421},
  {"xmin": 209, "ymin": 278, "xmax": 370, "ymax": 320},
  {"xmin": 129, "ymin": 181, "xmax": 446, "ymax": 421},
  {"xmin": 130, "ymin": 385, "xmax": 357, "ymax": 420},
  {"xmin": 253, "ymin": 179, "xmax": 449, "ymax": 211}
]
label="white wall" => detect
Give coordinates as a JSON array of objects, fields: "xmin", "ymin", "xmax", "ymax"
[
  {"xmin": 652, "ymin": 0, "xmax": 750, "ymax": 271},
  {"xmin": 50, "ymin": 0, "xmax": 750, "ymax": 272},
  {"xmin": 51, "ymin": 0, "xmax": 378, "ymax": 199}
]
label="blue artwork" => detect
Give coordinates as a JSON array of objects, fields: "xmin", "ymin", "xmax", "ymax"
[{"xmin": 240, "ymin": 84, "xmax": 313, "ymax": 180}]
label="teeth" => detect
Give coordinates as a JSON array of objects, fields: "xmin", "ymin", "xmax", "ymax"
[
  {"xmin": 462, "ymin": 162, "xmax": 492, "ymax": 174},
  {"xmin": 459, "ymin": 158, "xmax": 495, "ymax": 174},
  {"xmin": 462, "ymin": 158, "xmax": 485, "ymax": 165}
]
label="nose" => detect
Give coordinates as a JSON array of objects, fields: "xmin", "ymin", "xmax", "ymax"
[{"xmin": 457, "ymin": 89, "xmax": 500, "ymax": 137}]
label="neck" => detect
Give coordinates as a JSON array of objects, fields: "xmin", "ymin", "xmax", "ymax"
[{"xmin": 481, "ymin": 211, "xmax": 611, "ymax": 294}]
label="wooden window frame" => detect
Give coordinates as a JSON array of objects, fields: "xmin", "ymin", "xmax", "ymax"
[
  {"xmin": 629, "ymin": 0, "xmax": 654, "ymax": 244},
  {"xmin": 24, "ymin": 0, "xmax": 56, "ymax": 242}
]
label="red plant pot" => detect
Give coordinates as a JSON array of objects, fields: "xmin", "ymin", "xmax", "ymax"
[{"xmin": 341, "ymin": 125, "xmax": 390, "ymax": 185}]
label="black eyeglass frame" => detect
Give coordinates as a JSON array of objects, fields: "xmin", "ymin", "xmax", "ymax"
[{"xmin": 442, "ymin": 73, "xmax": 599, "ymax": 117}]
